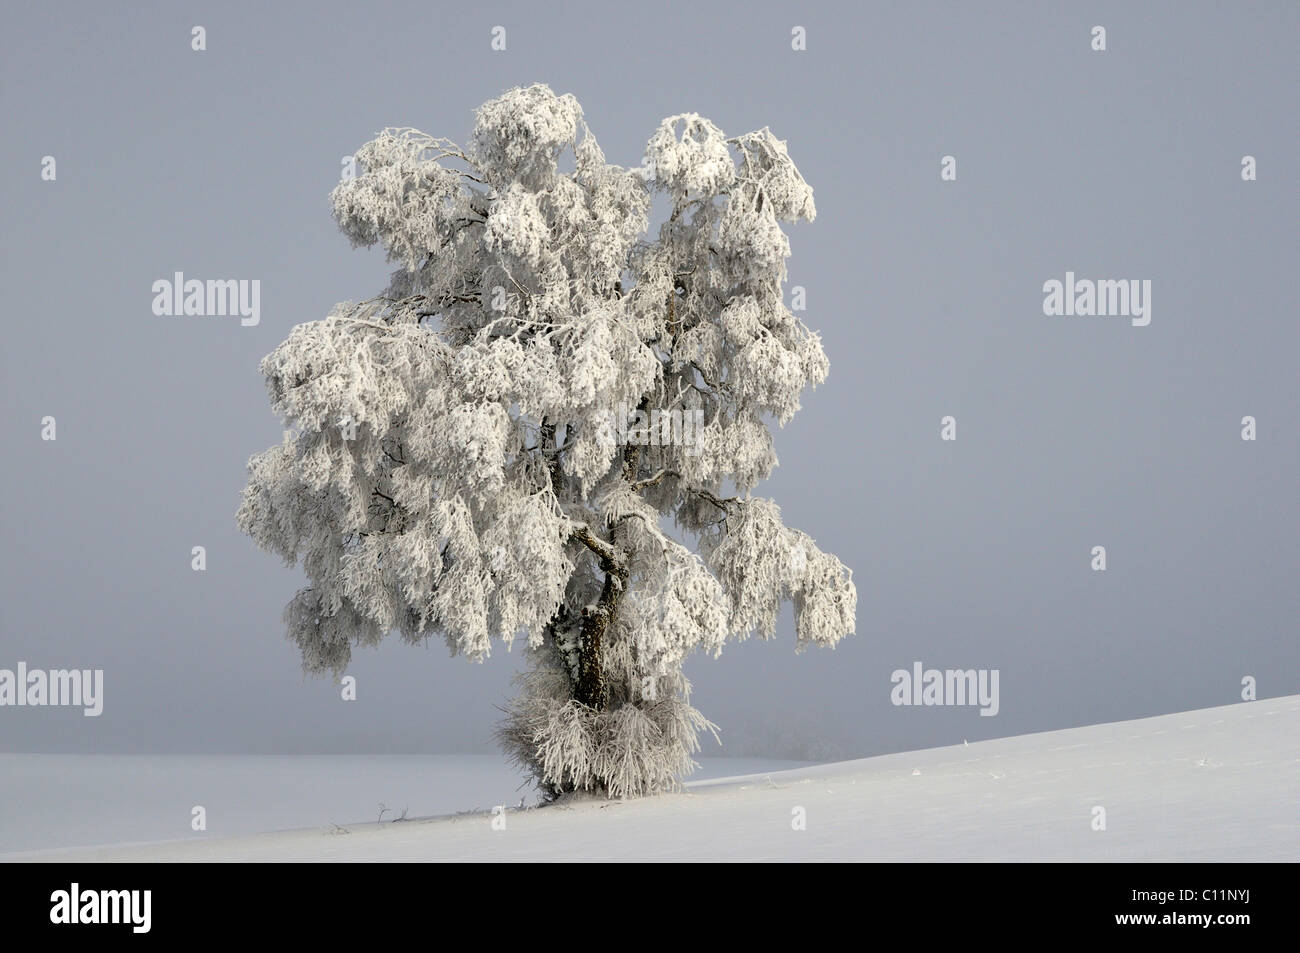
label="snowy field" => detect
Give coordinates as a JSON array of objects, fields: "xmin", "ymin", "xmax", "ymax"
[
  {"xmin": 0, "ymin": 755, "xmax": 806, "ymax": 855},
  {"xmin": 5, "ymin": 696, "xmax": 1297, "ymax": 862}
]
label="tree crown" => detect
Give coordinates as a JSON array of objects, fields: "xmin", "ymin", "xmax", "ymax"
[{"xmin": 238, "ymin": 83, "xmax": 855, "ymax": 703}]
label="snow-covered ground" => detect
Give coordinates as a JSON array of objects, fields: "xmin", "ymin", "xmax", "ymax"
[
  {"xmin": 6, "ymin": 696, "xmax": 1297, "ymax": 861},
  {"xmin": 0, "ymin": 755, "xmax": 806, "ymax": 855}
]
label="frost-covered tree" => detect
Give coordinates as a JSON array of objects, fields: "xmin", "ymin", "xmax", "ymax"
[{"xmin": 238, "ymin": 85, "xmax": 856, "ymax": 799}]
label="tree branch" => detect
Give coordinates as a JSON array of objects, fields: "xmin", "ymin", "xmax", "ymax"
[
  {"xmin": 629, "ymin": 468, "xmax": 667, "ymax": 491},
  {"xmin": 569, "ymin": 522, "xmax": 620, "ymax": 570}
]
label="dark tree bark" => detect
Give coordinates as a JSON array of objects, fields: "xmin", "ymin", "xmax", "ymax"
[{"xmin": 574, "ymin": 558, "xmax": 627, "ymax": 711}]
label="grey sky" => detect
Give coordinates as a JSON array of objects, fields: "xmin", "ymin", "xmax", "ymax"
[{"xmin": 2, "ymin": 0, "xmax": 1296, "ymax": 758}]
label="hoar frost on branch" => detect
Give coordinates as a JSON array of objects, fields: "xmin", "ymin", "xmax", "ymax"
[{"xmin": 238, "ymin": 85, "xmax": 856, "ymax": 798}]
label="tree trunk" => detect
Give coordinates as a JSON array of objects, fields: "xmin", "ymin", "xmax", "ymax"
[{"xmin": 574, "ymin": 564, "xmax": 627, "ymax": 711}]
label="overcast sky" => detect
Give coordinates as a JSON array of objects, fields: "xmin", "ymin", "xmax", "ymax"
[{"xmin": 2, "ymin": 0, "xmax": 1296, "ymax": 759}]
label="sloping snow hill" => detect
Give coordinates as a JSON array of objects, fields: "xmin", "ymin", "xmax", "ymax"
[{"xmin": 10, "ymin": 696, "xmax": 1298, "ymax": 862}]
